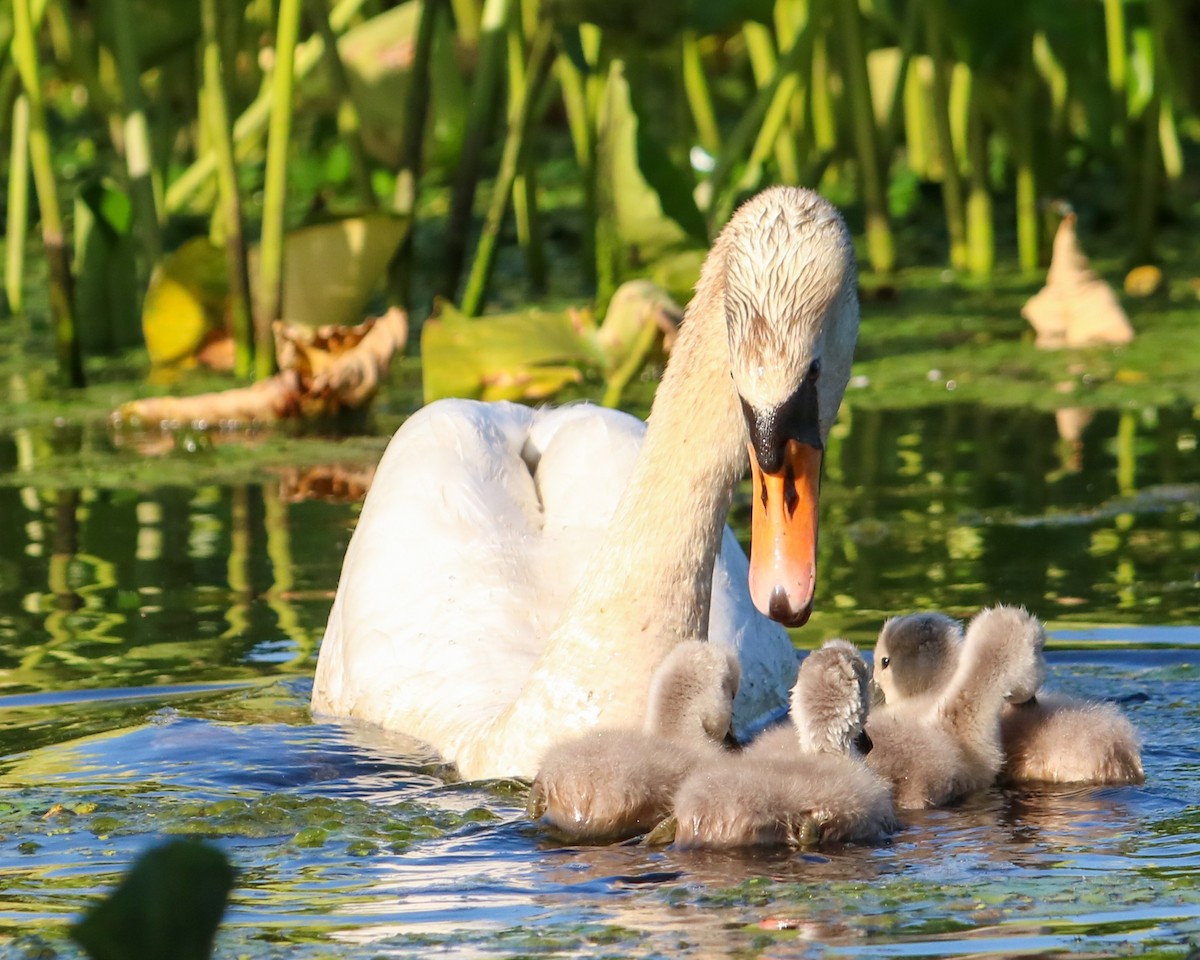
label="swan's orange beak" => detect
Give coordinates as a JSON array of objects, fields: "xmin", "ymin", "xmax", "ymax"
[{"xmin": 747, "ymin": 439, "xmax": 822, "ymax": 626}]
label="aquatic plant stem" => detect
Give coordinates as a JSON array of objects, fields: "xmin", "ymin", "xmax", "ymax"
[
  {"xmin": 165, "ymin": 0, "xmax": 371, "ymax": 215},
  {"xmin": 109, "ymin": 0, "xmax": 162, "ymax": 275},
  {"xmin": 964, "ymin": 82, "xmax": 993, "ymax": 279},
  {"xmin": 201, "ymin": 0, "xmax": 254, "ymax": 377},
  {"xmin": 1012, "ymin": 44, "xmax": 1038, "ymax": 274},
  {"xmin": 707, "ymin": 24, "xmax": 813, "ymax": 225},
  {"xmin": 306, "ymin": 0, "xmax": 376, "ymax": 210},
  {"xmin": 1102, "ymin": 0, "xmax": 1127, "ymax": 150},
  {"xmin": 742, "ymin": 23, "xmax": 798, "ymax": 184},
  {"xmin": 390, "ymin": 0, "xmax": 441, "ymax": 308},
  {"xmin": 12, "ymin": 0, "xmax": 84, "ymax": 387},
  {"xmin": 681, "ymin": 30, "xmax": 720, "ymax": 157},
  {"xmin": 832, "ymin": 0, "xmax": 894, "ymax": 274},
  {"xmin": 5, "ymin": 94, "xmax": 30, "ymax": 313},
  {"xmin": 507, "ymin": 10, "xmax": 546, "ymax": 292},
  {"xmin": 555, "ymin": 45, "xmax": 596, "ymax": 289},
  {"xmin": 439, "ymin": 0, "xmax": 513, "ymax": 300},
  {"xmin": 257, "ymin": 0, "xmax": 304, "ymax": 379},
  {"xmin": 460, "ymin": 20, "xmax": 554, "ymax": 316}
]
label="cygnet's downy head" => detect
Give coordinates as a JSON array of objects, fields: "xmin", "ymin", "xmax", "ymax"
[
  {"xmin": 873, "ymin": 612, "xmax": 963, "ymax": 706},
  {"xmin": 643, "ymin": 640, "xmax": 741, "ymax": 743},
  {"xmin": 716, "ymin": 187, "xmax": 860, "ymax": 629},
  {"xmin": 790, "ymin": 639, "xmax": 871, "ymax": 756}
]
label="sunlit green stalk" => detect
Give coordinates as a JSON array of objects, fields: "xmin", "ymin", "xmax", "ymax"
[
  {"xmin": 964, "ymin": 84, "xmax": 993, "ymax": 278},
  {"xmin": 202, "ymin": 0, "xmax": 254, "ymax": 377},
  {"xmin": 880, "ymin": 0, "xmax": 918, "ymax": 161},
  {"xmin": 831, "ymin": 0, "xmax": 894, "ymax": 273},
  {"xmin": 809, "ymin": 31, "xmax": 836, "ymax": 161},
  {"xmin": 450, "ymin": 0, "xmax": 481, "ymax": 47},
  {"xmin": 12, "ymin": 0, "xmax": 84, "ymax": 386},
  {"xmin": 108, "ymin": 0, "xmax": 162, "ymax": 273},
  {"xmin": 256, "ymin": 0, "xmax": 304, "ymax": 379},
  {"xmin": 5, "ymin": 94, "xmax": 30, "ymax": 314},
  {"xmin": 1012, "ymin": 43, "xmax": 1038, "ymax": 273},
  {"xmin": 460, "ymin": 20, "xmax": 554, "ymax": 316},
  {"xmin": 440, "ymin": 0, "xmax": 513, "ymax": 300},
  {"xmin": 742, "ymin": 22, "xmax": 798, "ymax": 183},
  {"xmin": 307, "ymin": 0, "xmax": 375, "ymax": 209},
  {"xmin": 707, "ymin": 24, "xmax": 814, "ymax": 224},
  {"xmin": 165, "ymin": 0, "xmax": 371, "ymax": 215},
  {"xmin": 391, "ymin": 0, "xmax": 441, "ymax": 307},
  {"xmin": 555, "ymin": 47, "xmax": 596, "ymax": 288},
  {"xmin": 681, "ymin": 30, "xmax": 720, "ymax": 156},
  {"xmin": 507, "ymin": 10, "xmax": 545, "ymax": 291},
  {"xmin": 1103, "ymin": 0, "xmax": 1127, "ymax": 149}
]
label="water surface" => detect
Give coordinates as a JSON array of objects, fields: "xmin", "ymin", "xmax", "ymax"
[{"xmin": 0, "ymin": 397, "xmax": 1197, "ymax": 958}]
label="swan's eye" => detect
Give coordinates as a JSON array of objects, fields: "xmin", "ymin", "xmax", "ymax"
[
  {"xmin": 807, "ymin": 358, "xmax": 821, "ymax": 382},
  {"xmin": 879, "ymin": 656, "xmax": 890, "ymax": 670}
]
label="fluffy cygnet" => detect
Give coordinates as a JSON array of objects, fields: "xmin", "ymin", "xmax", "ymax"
[
  {"xmin": 527, "ymin": 640, "xmax": 739, "ymax": 842},
  {"xmin": 874, "ymin": 608, "xmax": 1144, "ymax": 786},
  {"xmin": 866, "ymin": 605, "xmax": 1045, "ymax": 808},
  {"xmin": 672, "ymin": 640, "xmax": 897, "ymax": 849}
]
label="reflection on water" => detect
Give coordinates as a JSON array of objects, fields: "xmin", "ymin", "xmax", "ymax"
[{"xmin": 0, "ymin": 400, "xmax": 1197, "ymax": 957}]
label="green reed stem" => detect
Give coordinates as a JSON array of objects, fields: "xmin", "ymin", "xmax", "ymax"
[
  {"xmin": 202, "ymin": 0, "xmax": 254, "ymax": 377},
  {"xmin": 832, "ymin": 0, "xmax": 894, "ymax": 273},
  {"xmin": 924, "ymin": 0, "xmax": 966, "ymax": 270},
  {"xmin": 506, "ymin": 12, "xmax": 546, "ymax": 292},
  {"xmin": 12, "ymin": 0, "xmax": 83, "ymax": 386},
  {"xmin": 256, "ymin": 0, "xmax": 303, "ymax": 378},
  {"xmin": 1103, "ymin": 0, "xmax": 1127, "ymax": 149},
  {"xmin": 681, "ymin": 30, "xmax": 720, "ymax": 156},
  {"xmin": 742, "ymin": 22, "xmax": 798, "ymax": 184},
  {"xmin": 440, "ymin": 0, "xmax": 513, "ymax": 300},
  {"xmin": 307, "ymin": 0, "xmax": 376, "ymax": 210},
  {"xmin": 5, "ymin": 94, "xmax": 30, "ymax": 314},
  {"xmin": 964, "ymin": 81, "xmax": 993, "ymax": 279},
  {"xmin": 166, "ymin": 0, "xmax": 371, "ymax": 215},
  {"xmin": 460, "ymin": 20, "xmax": 554, "ymax": 316},
  {"xmin": 109, "ymin": 0, "xmax": 162, "ymax": 276},
  {"xmin": 390, "ymin": 0, "xmax": 441, "ymax": 308}
]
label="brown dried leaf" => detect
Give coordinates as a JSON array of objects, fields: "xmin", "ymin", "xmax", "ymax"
[
  {"xmin": 1021, "ymin": 212, "xmax": 1134, "ymax": 349},
  {"xmin": 114, "ymin": 372, "xmax": 303, "ymax": 427}
]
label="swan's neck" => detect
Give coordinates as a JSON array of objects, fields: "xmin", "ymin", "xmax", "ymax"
[
  {"xmin": 574, "ymin": 274, "xmax": 746, "ymax": 644},
  {"xmin": 462, "ymin": 267, "xmax": 747, "ymax": 775}
]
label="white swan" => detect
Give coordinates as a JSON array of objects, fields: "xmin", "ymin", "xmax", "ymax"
[{"xmin": 311, "ymin": 187, "xmax": 861, "ymax": 779}]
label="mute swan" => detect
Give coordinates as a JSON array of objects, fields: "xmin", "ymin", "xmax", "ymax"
[
  {"xmin": 873, "ymin": 610, "xmax": 1143, "ymax": 785},
  {"xmin": 673, "ymin": 640, "xmax": 896, "ymax": 848},
  {"xmin": 311, "ymin": 187, "xmax": 860, "ymax": 779},
  {"xmin": 528, "ymin": 640, "xmax": 738, "ymax": 842},
  {"xmin": 866, "ymin": 606, "xmax": 1045, "ymax": 808}
]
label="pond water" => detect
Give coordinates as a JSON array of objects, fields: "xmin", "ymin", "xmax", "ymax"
[{"xmin": 0, "ymin": 394, "xmax": 1198, "ymax": 959}]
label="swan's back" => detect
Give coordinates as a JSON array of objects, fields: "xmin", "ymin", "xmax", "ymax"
[{"xmin": 312, "ymin": 399, "xmax": 796, "ymax": 769}]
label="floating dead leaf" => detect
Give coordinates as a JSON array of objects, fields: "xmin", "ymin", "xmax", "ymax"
[
  {"xmin": 112, "ymin": 309, "xmax": 408, "ymax": 430},
  {"xmin": 1021, "ymin": 210, "xmax": 1134, "ymax": 349},
  {"xmin": 276, "ymin": 464, "xmax": 377, "ymax": 502},
  {"xmin": 1124, "ymin": 264, "xmax": 1163, "ymax": 297}
]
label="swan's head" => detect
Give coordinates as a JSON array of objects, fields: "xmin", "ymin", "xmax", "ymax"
[
  {"xmin": 718, "ymin": 187, "xmax": 859, "ymax": 626},
  {"xmin": 873, "ymin": 612, "xmax": 963, "ymax": 705},
  {"xmin": 643, "ymin": 640, "xmax": 741, "ymax": 743},
  {"xmin": 790, "ymin": 639, "xmax": 871, "ymax": 755}
]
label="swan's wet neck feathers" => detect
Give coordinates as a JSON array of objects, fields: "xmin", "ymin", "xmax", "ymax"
[{"xmin": 474, "ymin": 260, "xmax": 746, "ymax": 770}]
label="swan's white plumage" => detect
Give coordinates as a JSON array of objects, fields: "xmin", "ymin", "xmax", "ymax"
[
  {"xmin": 312, "ymin": 186, "xmax": 858, "ymax": 779},
  {"xmin": 313, "ymin": 400, "xmax": 798, "ymax": 772}
]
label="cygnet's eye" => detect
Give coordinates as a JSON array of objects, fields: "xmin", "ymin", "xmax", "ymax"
[{"xmin": 879, "ymin": 656, "xmax": 890, "ymax": 670}]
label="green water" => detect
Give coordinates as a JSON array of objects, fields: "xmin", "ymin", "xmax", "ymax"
[{"xmin": 0, "ymin": 284, "xmax": 1198, "ymax": 957}]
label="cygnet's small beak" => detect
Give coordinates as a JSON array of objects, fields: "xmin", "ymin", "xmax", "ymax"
[
  {"xmin": 870, "ymin": 681, "xmax": 886, "ymax": 707},
  {"xmin": 747, "ymin": 439, "xmax": 822, "ymax": 626}
]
